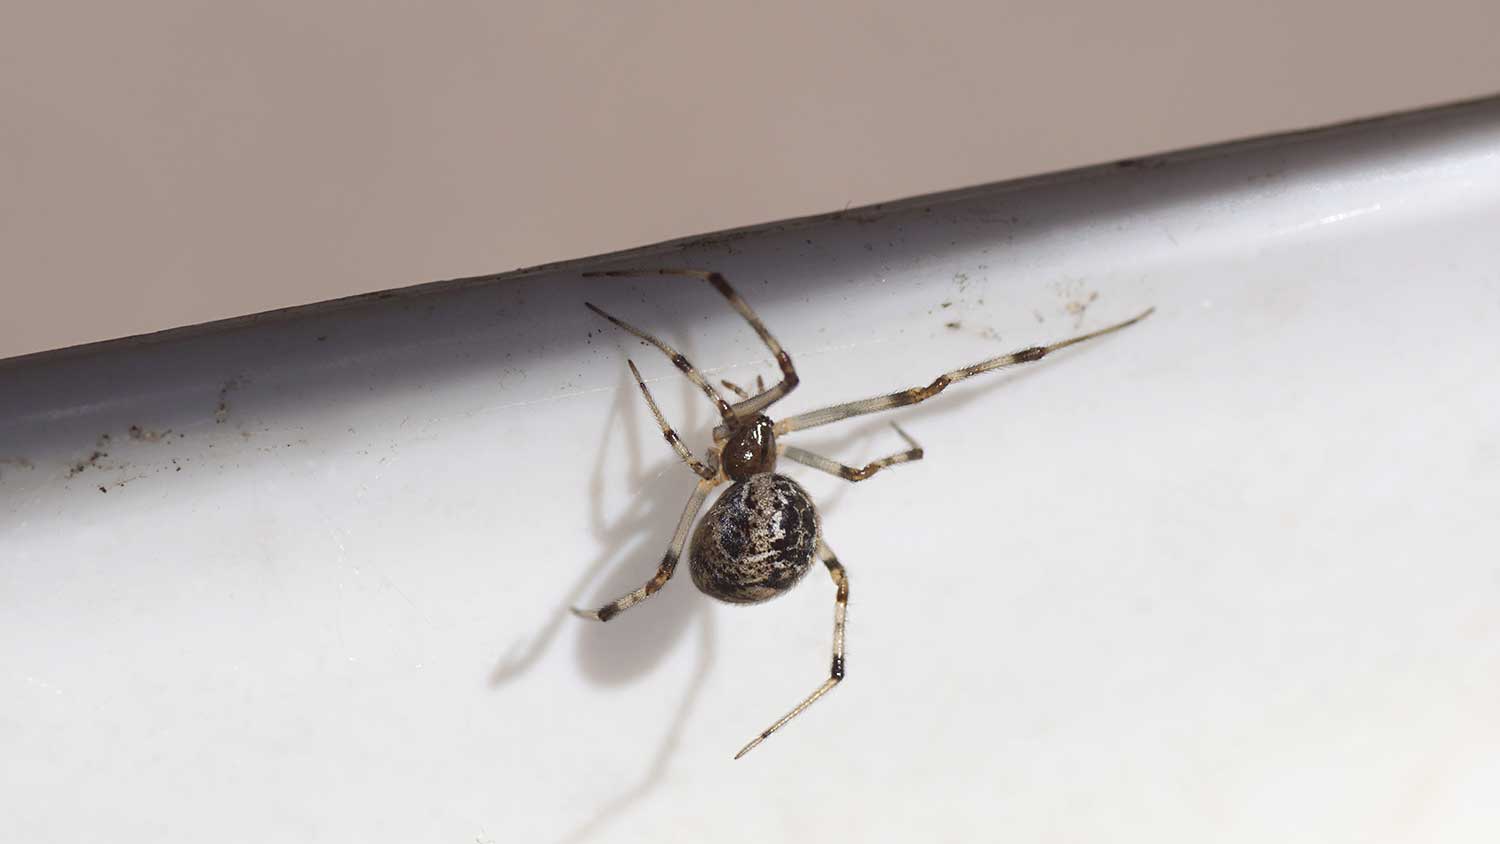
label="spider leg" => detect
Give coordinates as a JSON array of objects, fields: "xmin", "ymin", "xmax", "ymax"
[
  {"xmin": 572, "ymin": 476, "xmax": 720, "ymax": 622},
  {"xmin": 720, "ymin": 374, "xmax": 766, "ymax": 401},
  {"xmin": 735, "ymin": 540, "xmax": 847, "ymax": 759},
  {"xmin": 775, "ymin": 308, "xmax": 1154, "ymax": 435},
  {"xmin": 583, "ymin": 269, "xmax": 799, "ymax": 428},
  {"xmin": 781, "ymin": 423, "xmax": 924, "ymax": 482},
  {"xmin": 585, "ymin": 301, "xmax": 735, "ymax": 418},
  {"xmin": 626, "ymin": 360, "xmax": 717, "ymax": 480}
]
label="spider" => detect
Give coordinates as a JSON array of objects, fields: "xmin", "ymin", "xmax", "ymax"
[{"xmin": 573, "ymin": 268, "xmax": 1152, "ymax": 759}]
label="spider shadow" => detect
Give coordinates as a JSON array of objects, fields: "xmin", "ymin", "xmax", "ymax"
[
  {"xmin": 551, "ymin": 607, "xmax": 713, "ymax": 844},
  {"xmin": 488, "ymin": 349, "xmax": 715, "ymax": 690},
  {"xmin": 488, "ymin": 324, "xmax": 725, "ymax": 843}
]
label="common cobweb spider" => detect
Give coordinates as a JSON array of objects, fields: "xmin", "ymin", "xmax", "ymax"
[{"xmin": 573, "ymin": 268, "xmax": 1152, "ymax": 758}]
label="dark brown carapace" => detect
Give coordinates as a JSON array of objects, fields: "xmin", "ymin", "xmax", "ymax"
[
  {"xmin": 720, "ymin": 414, "xmax": 777, "ymax": 480},
  {"xmin": 570, "ymin": 267, "xmax": 1152, "ymax": 759}
]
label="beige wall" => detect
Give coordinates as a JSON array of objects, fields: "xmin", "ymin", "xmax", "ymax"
[{"xmin": 3, "ymin": 1, "xmax": 1498, "ymax": 360}]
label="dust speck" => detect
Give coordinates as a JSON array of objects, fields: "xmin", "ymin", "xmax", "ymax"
[
  {"xmin": 67, "ymin": 451, "xmax": 107, "ymax": 478},
  {"xmin": 215, "ymin": 377, "xmax": 244, "ymax": 424},
  {"xmin": 128, "ymin": 425, "xmax": 171, "ymax": 443},
  {"xmin": 1065, "ymin": 291, "xmax": 1100, "ymax": 325}
]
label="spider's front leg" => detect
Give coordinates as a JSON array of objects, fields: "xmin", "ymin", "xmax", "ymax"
[
  {"xmin": 774, "ymin": 308, "xmax": 1153, "ymax": 435},
  {"xmin": 572, "ymin": 476, "xmax": 720, "ymax": 622},
  {"xmin": 624, "ymin": 360, "xmax": 717, "ymax": 480},
  {"xmin": 735, "ymin": 540, "xmax": 848, "ymax": 759},
  {"xmin": 583, "ymin": 268, "xmax": 800, "ymax": 427}
]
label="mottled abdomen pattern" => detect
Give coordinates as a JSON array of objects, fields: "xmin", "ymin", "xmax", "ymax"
[{"xmin": 690, "ymin": 473, "xmax": 821, "ymax": 604}]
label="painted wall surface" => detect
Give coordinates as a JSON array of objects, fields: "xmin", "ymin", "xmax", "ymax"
[{"xmin": 3, "ymin": 3, "xmax": 1500, "ymax": 358}]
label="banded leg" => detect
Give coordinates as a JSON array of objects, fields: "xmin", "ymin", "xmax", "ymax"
[
  {"xmin": 626, "ymin": 360, "xmax": 717, "ymax": 480},
  {"xmin": 775, "ymin": 308, "xmax": 1154, "ymax": 435},
  {"xmin": 584, "ymin": 301, "xmax": 734, "ymax": 418},
  {"xmin": 572, "ymin": 476, "xmax": 720, "ymax": 622},
  {"xmin": 782, "ymin": 423, "xmax": 924, "ymax": 482},
  {"xmin": 583, "ymin": 269, "xmax": 799, "ymax": 430},
  {"xmin": 719, "ymin": 374, "xmax": 766, "ymax": 401},
  {"xmin": 735, "ymin": 540, "xmax": 848, "ymax": 759}
]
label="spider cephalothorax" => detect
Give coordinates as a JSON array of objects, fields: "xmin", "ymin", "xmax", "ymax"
[
  {"xmin": 719, "ymin": 413, "xmax": 777, "ymax": 480},
  {"xmin": 571, "ymin": 267, "xmax": 1151, "ymax": 758}
]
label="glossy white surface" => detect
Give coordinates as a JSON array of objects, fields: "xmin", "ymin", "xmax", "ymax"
[{"xmin": 3, "ymin": 101, "xmax": 1499, "ymax": 842}]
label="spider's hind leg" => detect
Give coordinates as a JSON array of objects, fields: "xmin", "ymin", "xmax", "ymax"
[{"xmin": 735, "ymin": 540, "xmax": 848, "ymax": 759}]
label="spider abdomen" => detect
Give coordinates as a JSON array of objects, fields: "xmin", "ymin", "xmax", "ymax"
[{"xmin": 690, "ymin": 473, "xmax": 821, "ymax": 604}]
